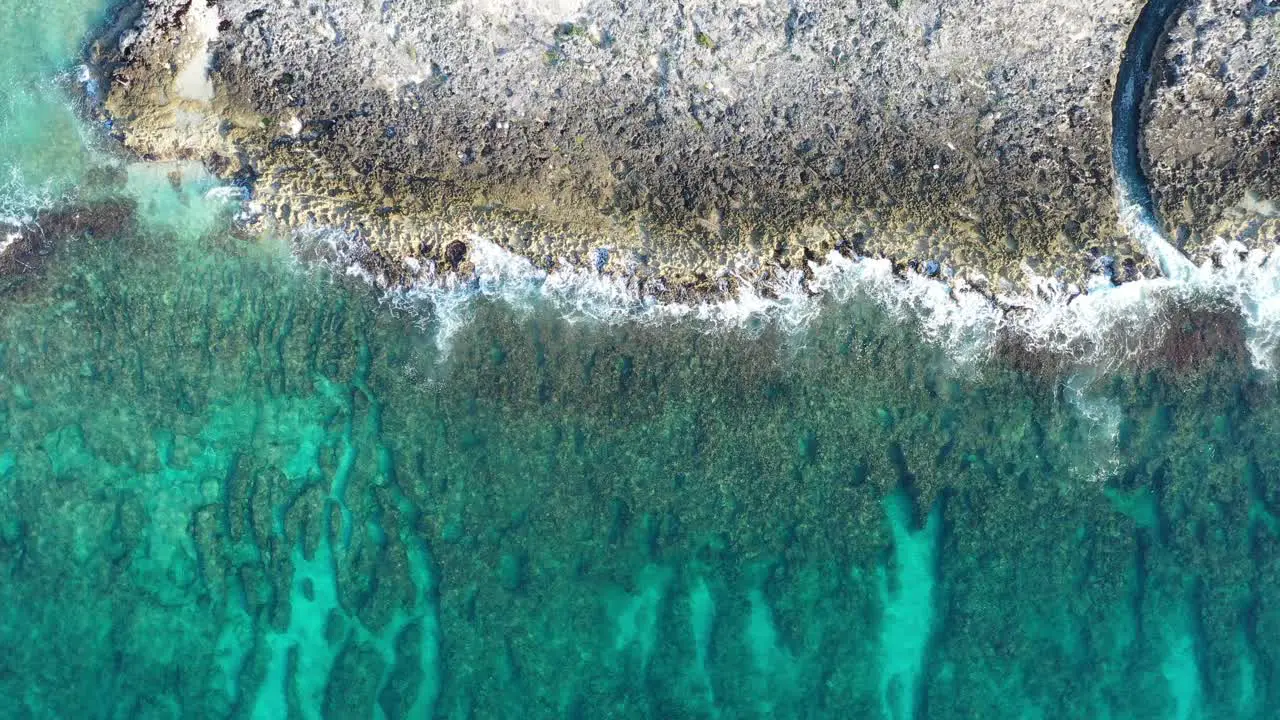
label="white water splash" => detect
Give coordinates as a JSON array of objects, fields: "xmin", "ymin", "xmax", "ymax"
[
  {"xmin": 288, "ymin": 207, "xmax": 1280, "ymax": 372},
  {"xmin": 0, "ymin": 229, "xmax": 19, "ymax": 256},
  {"xmin": 294, "ymin": 228, "xmax": 838, "ymax": 354},
  {"xmin": 1111, "ymin": 186, "xmax": 1280, "ymax": 371},
  {"xmin": 1116, "ymin": 200, "xmax": 1197, "ymax": 282},
  {"xmin": 0, "ymin": 167, "xmax": 59, "ymax": 224},
  {"xmin": 1189, "ymin": 238, "xmax": 1280, "ymax": 372},
  {"xmin": 469, "ymin": 0, "xmax": 588, "ymax": 23},
  {"xmin": 811, "ymin": 252, "xmax": 1000, "ymax": 366},
  {"xmin": 1063, "ymin": 372, "xmax": 1125, "ymax": 483},
  {"xmin": 291, "ymin": 228, "xmax": 1000, "ymax": 360}
]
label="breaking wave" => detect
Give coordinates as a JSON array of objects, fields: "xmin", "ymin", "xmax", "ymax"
[{"xmin": 288, "ymin": 223, "xmax": 1280, "ymax": 374}]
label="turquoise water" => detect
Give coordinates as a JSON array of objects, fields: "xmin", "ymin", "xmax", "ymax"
[
  {"xmin": 0, "ymin": 0, "xmax": 104, "ymax": 216},
  {"xmin": 3, "ymin": 2, "xmax": 1280, "ymax": 719}
]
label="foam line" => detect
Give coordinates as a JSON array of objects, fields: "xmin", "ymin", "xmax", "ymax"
[
  {"xmin": 288, "ymin": 225, "xmax": 1280, "ymax": 373},
  {"xmin": 878, "ymin": 492, "xmax": 941, "ymax": 720}
]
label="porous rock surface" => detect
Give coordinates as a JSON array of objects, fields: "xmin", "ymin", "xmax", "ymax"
[
  {"xmin": 92, "ymin": 0, "xmax": 1280, "ymax": 295},
  {"xmin": 1145, "ymin": 0, "xmax": 1280, "ymax": 251}
]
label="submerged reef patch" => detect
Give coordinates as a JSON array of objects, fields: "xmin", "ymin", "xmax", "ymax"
[
  {"xmin": 3, "ymin": 1, "xmax": 1280, "ymax": 717},
  {"xmin": 2, "ymin": 196, "xmax": 1280, "ymax": 717}
]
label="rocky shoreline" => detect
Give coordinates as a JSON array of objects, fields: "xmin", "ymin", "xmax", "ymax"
[{"xmin": 86, "ymin": 0, "xmax": 1280, "ymax": 299}]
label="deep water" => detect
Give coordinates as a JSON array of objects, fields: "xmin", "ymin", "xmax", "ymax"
[{"xmin": 4, "ymin": 1, "xmax": 1280, "ymax": 719}]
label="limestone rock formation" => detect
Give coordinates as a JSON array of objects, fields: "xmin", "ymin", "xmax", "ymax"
[{"xmin": 90, "ymin": 0, "xmax": 1280, "ymax": 295}]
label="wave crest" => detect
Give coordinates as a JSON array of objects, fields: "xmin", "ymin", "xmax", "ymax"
[{"xmin": 284, "ymin": 217, "xmax": 1280, "ymax": 375}]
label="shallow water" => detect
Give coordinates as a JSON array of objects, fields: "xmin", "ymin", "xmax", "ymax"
[{"xmin": 3, "ymin": 1, "xmax": 1280, "ymax": 719}]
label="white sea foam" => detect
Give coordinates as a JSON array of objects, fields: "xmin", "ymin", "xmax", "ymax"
[
  {"xmin": 0, "ymin": 167, "xmax": 58, "ymax": 223},
  {"xmin": 1117, "ymin": 194, "xmax": 1198, "ymax": 282},
  {"xmin": 0, "ymin": 230, "xmax": 19, "ymax": 257},
  {"xmin": 284, "ymin": 224, "xmax": 1280, "ymax": 372},
  {"xmin": 283, "ymin": 199, "xmax": 1280, "ymax": 373},
  {"xmin": 292, "ymin": 228, "xmax": 971, "ymax": 360},
  {"xmin": 0, "ymin": 167, "xmax": 66, "ymax": 266},
  {"xmin": 1189, "ymin": 238, "xmax": 1280, "ymax": 372}
]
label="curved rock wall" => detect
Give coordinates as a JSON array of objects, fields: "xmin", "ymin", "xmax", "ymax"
[{"xmin": 1146, "ymin": 0, "xmax": 1280, "ymax": 250}]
